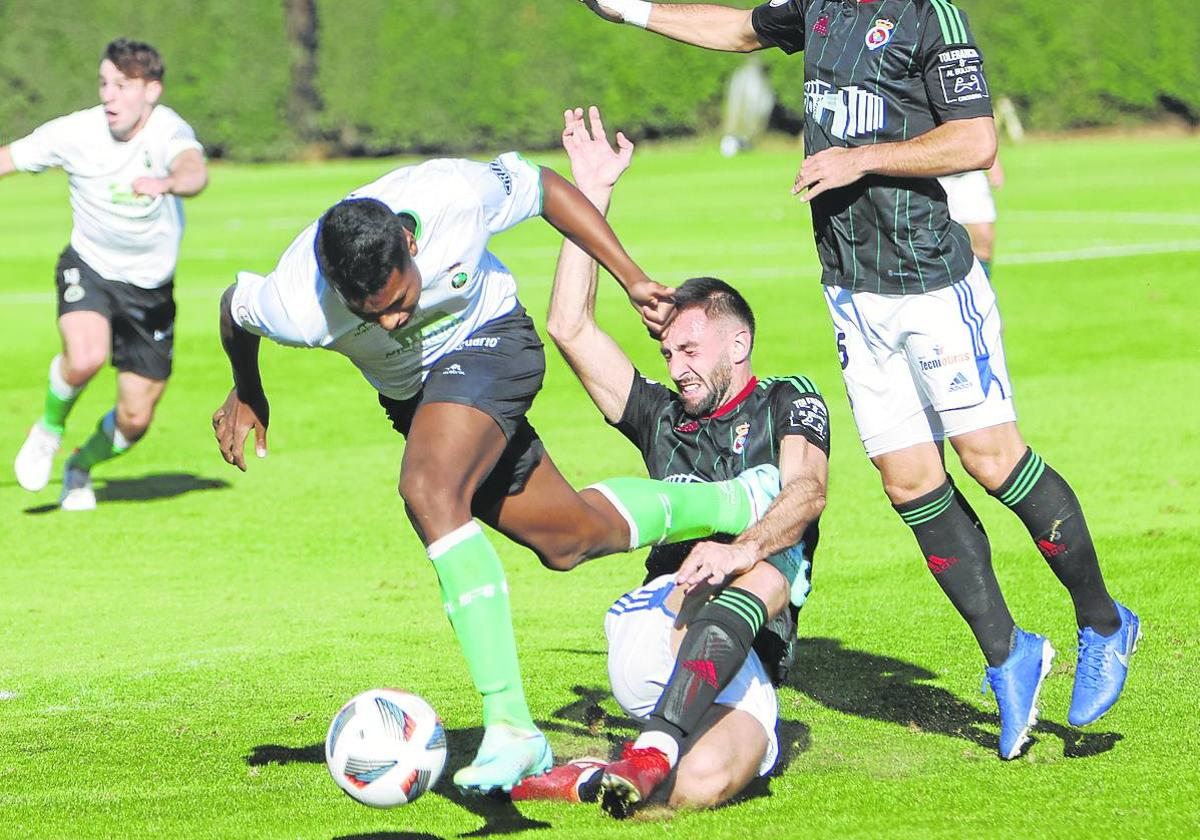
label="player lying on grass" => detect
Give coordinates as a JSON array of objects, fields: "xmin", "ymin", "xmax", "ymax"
[
  {"xmin": 6, "ymin": 38, "xmax": 208, "ymax": 510},
  {"xmin": 211, "ymin": 145, "xmax": 783, "ymax": 794},
  {"xmin": 511, "ymin": 107, "xmax": 829, "ymax": 816}
]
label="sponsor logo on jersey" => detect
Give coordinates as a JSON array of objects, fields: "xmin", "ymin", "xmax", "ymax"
[
  {"xmin": 813, "ymin": 14, "xmax": 829, "ymax": 35},
  {"xmin": 674, "ymin": 420, "xmax": 700, "ymax": 433},
  {"xmin": 441, "ymin": 363, "xmax": 466, "ymax": 376},
  {"xmin": 865, "ymin": 18, "xmax": 895, "ymax": 51},
  {"xmin": 938, "ymin": 55, "xmax": 989, "ymax": 104},
  {"xmin": 732, "ymin": 422, "xmax": 751, "ymax": 455},
  {"xmin": 769, "ymin": 0, "xmax": 789, "ymax": 6},
  {"xmin": 918, "ymin": 344, "xmax": 971, "ymax": 372},
  {"xmin": 488, "ymin": 160, "xmax": 513, "ymax": 195},
  {"xmin": 153, "ymin": 329, "xmax": 169, "ymax": 342},
  {"xmin": 789, "ymin": 396, "xmax": 828, "ymax": 437},
  {"xmin": 805, "ymin": 80, "xmax": 886, "ymax": 139}
]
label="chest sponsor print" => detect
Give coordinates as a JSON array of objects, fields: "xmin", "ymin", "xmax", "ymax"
[{"xmin": 805, "ymin": 80, "xmax": 886, "ymax": 139}]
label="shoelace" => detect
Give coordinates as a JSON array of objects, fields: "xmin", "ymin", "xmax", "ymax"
[{"xmin": 1074, "ymin": 630, "xmax": 1108, "ymax": 690}]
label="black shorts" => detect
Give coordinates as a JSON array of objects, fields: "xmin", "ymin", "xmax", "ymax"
[
  {"xmin": 378, "ymin": 306, "xmax": 546, "ymax": 504},
  {"xmin": 55, "ymin": 246, "xmax": 176, "ymax": 380}
]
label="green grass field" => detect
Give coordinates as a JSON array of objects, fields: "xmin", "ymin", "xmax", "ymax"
[{"xmin": 1, "ymin": 133, "xmax": 1198, "ymax": 839}]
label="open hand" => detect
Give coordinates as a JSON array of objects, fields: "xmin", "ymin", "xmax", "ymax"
[
  {"xmin": 562, "ymin": 105, "xmax": 634, "ymax": 196},
  {"xmin": 579, "ymin": 0, "xmax": 625, "ymax": 23},
  {"xmin": 676, "ymin": 540, "xmax": 759, "ymax": 592},
  {"xmin": 212, "ymin": 388, "xmax": 270, "ymax": 471},
  {"xmin": 132, "ymin": 176, "xmax": 172, "ymax": 198},
  {"xmin": 792, "ymin": 146, "xmax": 868, "ymax": 202}
]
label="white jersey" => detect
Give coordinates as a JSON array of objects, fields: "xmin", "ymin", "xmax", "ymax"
[
  {"xmin": 229, "ymin": 152, "xmax": 542, "ymax": 400},
  {"xmin": 8, "ymin": 104, "xmax": 203, "ymax": 288}
]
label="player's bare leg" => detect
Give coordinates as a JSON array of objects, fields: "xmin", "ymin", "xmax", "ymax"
[
  {"xmin": 399, "ymin": 401, "xmax": 551, "ymax": 793},
  {"xmin": 951, "ymin": 421, "xmax": 1133, "ymax": 727},
  {"xmin": 15, "ymin": 311, "xmax": 108, "ymax": 492},
  {"xmin": 60, "ymin": 370, "xmax": 165, "ymax": 511},
  {"xmin": 668, "ymin": 706, "xmax": 766, "ymax": 810}
]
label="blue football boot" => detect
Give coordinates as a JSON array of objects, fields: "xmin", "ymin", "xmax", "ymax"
[
  {"xmin": 984, "ymin": 628, "xmax": 1055, "ymax": 760},
  {"xmin": 1069, "ymin": 601, "xmax": 1140, "ymax": 726},
  {"xmin": 453, "ymin": 724, "xmax": 553, "ymax": 793}
]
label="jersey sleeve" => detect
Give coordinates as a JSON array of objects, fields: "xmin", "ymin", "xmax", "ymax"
[
  {"xmin": 751, "ymin": 0, "xmax": 807, "ymax": 55},
  {"xmin": 920, "ymin": 2, "xmax": 993, "ymax": 123},
  {"xmin": 162, "ymin": 114, "xmax": 204, "ymax": 165},
  {"xmin": 611, "ymin": 369, "xmax": 676, "ymax": 455},
  {"xmin": 454, "ymin": 152, "xmax": 543, "ymax": 234},
  {"xmin": 229, "ymin": 271, "xmax": 312, "ymax": 348},
  {"xmin": 768, "ymin": 376, "xmax": 831, "ymax": 456},
  {"xmin": 6, "ymin": 115, "xmax": 73, "ymax": 172}
]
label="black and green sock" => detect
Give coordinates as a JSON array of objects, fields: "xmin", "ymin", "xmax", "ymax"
[
  {"xmin": 991, "ymin": 448, "xmax": 1118, "ymax": 634},
  {"xmin": 896, "ymin": 479, "xmax": 1015, "ymax": 666},
  {"xmin": 67, "ymin": 410, "xmax": 131, "ymax": 472}
]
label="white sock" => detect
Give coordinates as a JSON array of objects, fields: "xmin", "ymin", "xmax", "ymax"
[
  {"xmin": 48, "ymin": 354, "xmax": 82, "ymax": 400},
  {"xmin": 633, "ymin": 730, "xmax": 680, "ymax": 767}
]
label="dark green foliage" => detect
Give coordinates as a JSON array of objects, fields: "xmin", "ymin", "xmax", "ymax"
[
  {"xmin": 0, "ymin": 1, "xmax": 1195, "ymax": 161},
  {"xmin": 0, "ymin": 0, "xmax": 293, "ymax": 159}
]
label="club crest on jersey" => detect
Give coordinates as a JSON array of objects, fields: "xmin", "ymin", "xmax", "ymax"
[
  {"xmin": 62, "ymin": 268, "xmax": 85, "ymax": 303},
  {"xmin": 865, "ymin": 18, "xmax": 895, "ymax": 51},
  {"xmin": 445, "ymin": 263, "xmax": 469, "ymax": 289},
  {"xmin": 732, "ymin": 422, "xmax": 751, "ymax": 455}
]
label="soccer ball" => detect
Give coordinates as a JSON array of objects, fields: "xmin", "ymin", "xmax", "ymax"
[{"xmin": 325, "ymin": 688, "xmax": 448, "ymax": 807}]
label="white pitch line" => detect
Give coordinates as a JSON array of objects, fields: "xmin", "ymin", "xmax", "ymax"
[
  {"xmin": 1006, "ymin": 210, "xmax": 1200, "ymax": 226},
  {"xmin": 1, "ymin": 240, "xmax": 1197, "ymax": 305}
]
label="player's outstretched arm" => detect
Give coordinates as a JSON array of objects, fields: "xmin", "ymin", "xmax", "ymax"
[
  {"xmin": 213, "ymin": 283, "xmax": 270, "ymax": 471},
  {"xmin": 580, "ymin": 1, "xmax": 764, "ymax": 52},
  {"xmin": 548, "ymin": 106, "xmax": 640, "ymax": 423},
  {"xmin": 793, "ymin": 116, "xmax": 997, "ymax": 203},
  {"xmin": 541, "ymin": 166, "xmax": 675, "ymax": 337},
  {"xmin": 0, "ymin": 146, "xmax": 17, "ymax": 179},
  {"xmin": 133, "ymin": 148, "xmax": 209, "ymax": 199},
  {"xmin": 677, "ymin": 436, "xmax": 828, "ymax": 589}
]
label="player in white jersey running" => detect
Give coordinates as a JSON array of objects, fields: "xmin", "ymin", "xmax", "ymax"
[
  {"xmin": 212, "ymin": 146, "xmax": 785, "ymax": 793},
  {"xmin": 5, "ymin": 39, "xmax": 207, "ymax": 510}
]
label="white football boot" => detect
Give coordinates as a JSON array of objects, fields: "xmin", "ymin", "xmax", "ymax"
[
  {"xmin": 14, "ymin": 423, "xmax": 61, "ymax": 492},
  {"xmin": 60, "ymin": 463, "xmax": 96, "ymax": 511}
]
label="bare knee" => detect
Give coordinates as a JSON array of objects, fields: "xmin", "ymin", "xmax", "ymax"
[
  {"xmin": 670, "ymin": 752, "xmax": 734, "ymax": 810},
  {"xmin": 61, "ymin": 348, "xmax": 105, "ymax": 384},
  {"xmin": 953, "ymin": 427, "xmax": 1027, "ymax": 492},
  {"xmin": 115, "ymin": 405, "xmax": 154, "ymax": 441}
]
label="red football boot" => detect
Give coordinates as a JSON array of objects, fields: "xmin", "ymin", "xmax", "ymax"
[
  {"xmin": 599, "ymin": 742, "xmax": 671, "ymax": 818},
  {"xmin": 509, "ymin": 758, "xmax": 606, "ymax": 803}
]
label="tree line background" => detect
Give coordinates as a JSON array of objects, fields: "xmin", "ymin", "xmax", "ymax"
[{"xmin": 1, "ymin": 0, "xmax": 1195, "ymax": 160}]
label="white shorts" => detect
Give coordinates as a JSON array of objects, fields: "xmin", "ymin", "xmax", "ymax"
[
  {"xmin": 824, "ymin": 260, "xmax": 1017, "ymax": 457},
  {"xmin": 938, "ymin": 170, "xmax": 997, "ymax": 225},
  {"xmin": 604, "ymin": 576, "xmax": 779, "ymax": 777}
]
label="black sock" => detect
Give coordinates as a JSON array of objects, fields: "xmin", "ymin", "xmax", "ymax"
[
  {"xmin": 949, "ymin": 473, "xmax": 987, "ymax": 536},
  {"xmin": 991, "ymin": 448, "xmax": 1119, "ymax": 634},
  {"xmin": 643, "ymin": 587, "xmax": 767, "ymax": 745},
  {"xmin": 896, "ymin": 479, "xmax": 1015, "ymax": 666}
]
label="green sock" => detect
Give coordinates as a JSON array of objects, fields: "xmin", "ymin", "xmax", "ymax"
[
  {"xmin": 41, "ymin": 354, "xmax": 81, "ymax": 436},
  {"xmin": 67, "ymin": 411, "xmax": 130, "ymax": 472},
  {"xmin": 427, "ymin": 521, "xmax": 536, "ymax": 732},
  {"xmin": 588, "ymin": 476, "xmax": 752, "ymax": 549}
]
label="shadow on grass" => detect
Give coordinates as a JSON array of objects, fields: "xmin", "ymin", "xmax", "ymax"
[
  {"xmin": 248, "ymin": 727, "xmax": 550, "ymax": 837},
  {"xmin": 23, "ymin": 472, "xmax": 230, "ymax": 514},
  {"xmin": 788, "ymin": 637, "xmax": 1121, "ymax": 759}
]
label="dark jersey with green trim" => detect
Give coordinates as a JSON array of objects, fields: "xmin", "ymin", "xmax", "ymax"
[
  {"xmin": 751, "ymin": 0, "xmax": 992, "ymax": 295},
  {"xmin": 612, "ymin": 371, "xmax": 830, "ymax": 582}
]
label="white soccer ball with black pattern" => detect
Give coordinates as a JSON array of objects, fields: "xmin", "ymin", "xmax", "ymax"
[{"xmin": 325, "ymin": 688, "xmax": 448, "ymax": 807}]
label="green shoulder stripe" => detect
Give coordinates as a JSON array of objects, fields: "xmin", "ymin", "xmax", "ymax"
[
  {"xmin": 758, "ymin": 375, "xmax": 821, "ymax": 396},
  {"xmin": 930, "ymin": 0, "xmax": 967, "ymax": 45}
]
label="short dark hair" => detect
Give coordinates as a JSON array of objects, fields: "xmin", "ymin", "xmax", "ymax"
[
  {"xmin": 103, "ymin": 38, "xmax": 164, "ymax": 82},
  {"xmin": 674, "ymin": 276, "xmax": 756, "ymax": 339},
  {"xmin": 315, "ymin": 198, "xmax": 412, "ymax": 303}
]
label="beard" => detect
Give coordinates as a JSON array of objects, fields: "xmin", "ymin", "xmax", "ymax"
[{"xmin": 680, "ymin": 355, "xmax": 733, "ymax": 418}]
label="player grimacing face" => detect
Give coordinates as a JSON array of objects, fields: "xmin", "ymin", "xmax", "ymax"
[
  {"xmin": 344, "ymin": 264, "xmax": 424, "ymax": 332},
  {"xmin": 98, "ymin": 59, "xmax": 161, "ymax": 141},
  {"xmin": 660, "ymin": 308, "xmax": 744, "ymax": 418}
]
